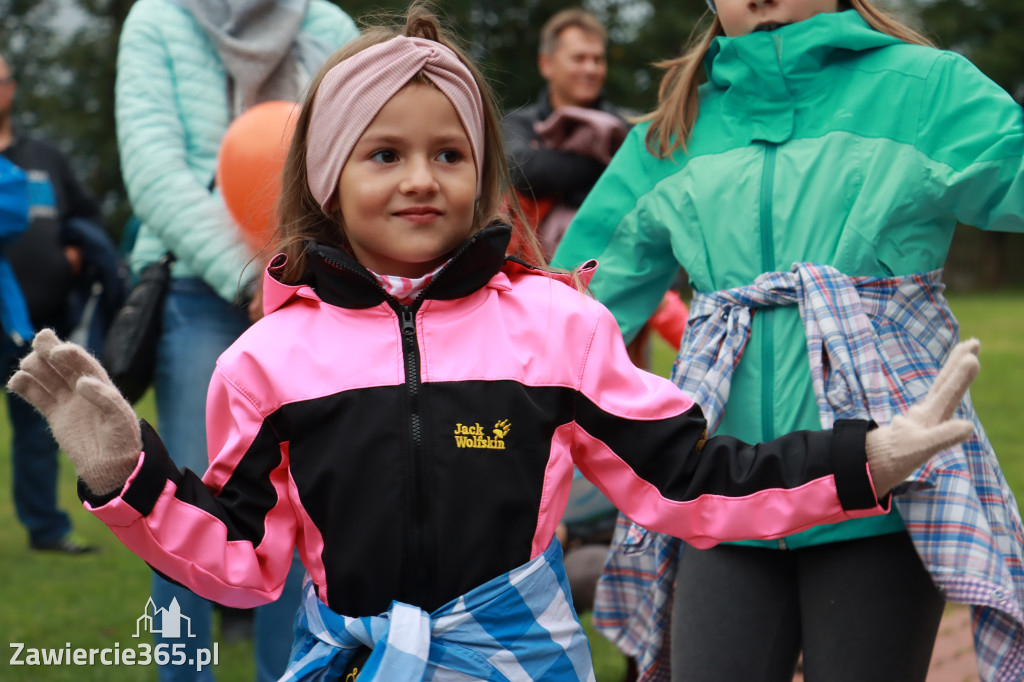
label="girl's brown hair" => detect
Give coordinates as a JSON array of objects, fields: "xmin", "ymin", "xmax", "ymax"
[
  {"xmin": 642, "ymin": 0, "xmax": 935, "ymax": 159},
  {"xmin": 273, "ymin": 2, "xmax": 543, "ymax": 284}
]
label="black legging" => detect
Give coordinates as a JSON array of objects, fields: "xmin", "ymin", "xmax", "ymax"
[{"xmin": 670, "ymin": 531, "xmax": 945, "ymax": 682}]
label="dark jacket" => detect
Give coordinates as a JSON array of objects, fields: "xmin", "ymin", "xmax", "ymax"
[
  {"xmin": 2, "ymin": 132, "xmax": 103, "ymax": 333},
  {"xmin": 64, "ymin": 216, "xmax": 128, "ymax": 353},
  {"xmin": 0, "ymin": 156, "xmax": 31, "ymax": 344},
  {"xmin": 502, "ymin": 89, "xmax": 633, "ymax": 207}
]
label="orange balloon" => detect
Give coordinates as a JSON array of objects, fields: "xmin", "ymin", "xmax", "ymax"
[{"xmin": 216, "ymin": 100, "xmax": 299, "ymax": 252}]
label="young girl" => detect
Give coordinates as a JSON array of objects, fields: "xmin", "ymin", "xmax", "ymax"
[
  {"xmin": 554, "ymin": 1, "xmax": 1024, "ymax": 681},
  {"xmin": 8, "ymin": 5, "xmax": 979, "ymax": 681}
]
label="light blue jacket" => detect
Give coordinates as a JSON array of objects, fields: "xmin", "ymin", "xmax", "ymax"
[{"xmin": 115, "ymin": 0, "xmax": 358, "ymax": 302}]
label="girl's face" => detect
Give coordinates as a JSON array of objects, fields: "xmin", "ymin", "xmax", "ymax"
[
  {"xmin": 716, "ymin": 0, "xmax": 840, "ymax": 37},
  {"xmin": 337, "ymin": 81, "xmax": 477, "ymax": 278}
]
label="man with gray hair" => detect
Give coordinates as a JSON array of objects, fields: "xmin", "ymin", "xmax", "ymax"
[{"xmin": 502, "ymin": 8, "xmax": 633, "ymax": 257}]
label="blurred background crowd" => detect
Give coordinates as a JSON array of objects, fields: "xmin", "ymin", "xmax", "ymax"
[{"xmin": 2, "ymin": 0, "xmax": 1022, "ymax": 291}]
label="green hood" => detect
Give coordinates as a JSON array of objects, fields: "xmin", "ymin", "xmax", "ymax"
[{"xmin": 703, "ymin": 11, "xmax": 902, "ymax": 144}]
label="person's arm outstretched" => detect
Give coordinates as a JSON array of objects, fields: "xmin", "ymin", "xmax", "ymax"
[
  {"xmin": 7, "ymin": 329, "xmax": 298, "ymax": 608},
  {"xmin": 917, "ymin": 51, "xmax": 1024, "ymax": 233},
  {"xmin": 568, "ymin": 303, "xmax": 977, "ymax": 548}
]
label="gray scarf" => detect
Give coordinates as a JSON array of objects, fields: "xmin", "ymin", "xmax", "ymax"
[{"xmin": 185, "ymin": 0, "xmax": 311, "ymax": 115}]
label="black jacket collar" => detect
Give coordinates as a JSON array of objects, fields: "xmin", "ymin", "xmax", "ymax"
[{"xmin": 305, "ymin": 223, "xmax": 513, "ymax": 310}]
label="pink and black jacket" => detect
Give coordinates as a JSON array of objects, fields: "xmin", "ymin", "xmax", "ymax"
[{"xmin": 81, "ymin": 224, "xmax": 886, "ymax": 618}]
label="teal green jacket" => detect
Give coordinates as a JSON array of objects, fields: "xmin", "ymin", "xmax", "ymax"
[
  {"xmin": 116, "ymin": 0, "xmax": 358, "ymax": 302},
  {"xmin": 553, "ymin": 10, "xmax": 1024, "ymax": 547}
]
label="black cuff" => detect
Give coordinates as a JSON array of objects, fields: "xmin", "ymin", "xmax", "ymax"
[
  {"xmin": 77, "ymin": 419, "xmax": 182, "ymax": 516},
  {"xmin": 77, "ymin": 478, "xmax": 120, "ymax": 507},
  {"xmin": 832, "ymin": 418, "xmax": 879, "ymax": 510}
]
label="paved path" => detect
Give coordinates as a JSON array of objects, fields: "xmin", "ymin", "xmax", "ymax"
[
  {"xmin": 927, "ymin": 605, "xmax": 979, "ymax": 682},
  {"xmin": 792, "ymin": 604, "xmax": 979, "ymax": 681}
]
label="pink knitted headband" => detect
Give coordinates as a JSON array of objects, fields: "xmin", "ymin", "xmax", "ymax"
[{"xmin": 305, "ymin": 35, "xmax": 486, "ymax": 212}]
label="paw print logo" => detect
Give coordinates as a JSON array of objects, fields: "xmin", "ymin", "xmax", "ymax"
[{"xmin": 493, "ymin": 419, "xmax": 511, "ymax": 440}]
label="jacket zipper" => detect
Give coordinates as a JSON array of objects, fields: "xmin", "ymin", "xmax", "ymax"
[
  {"xmin": 398, "ymin": 303, "xmax": 432, "ymax": 598},
  {"xmin": 759, "ymin": 144, "xmax": 777, "ymax": 441},
  {"xmin": 391, "ymin": 255, "xmax": 471, "ymax": 601},
  {"xmin": 310, "ymin": 251, "xmax": 435, "ymax": 597},
  {"xmin": 314, "ymin": 234, "xmax": 490, "ymax": 603},
  {"xmin": 390, "ymin": 237, "xmax": 494, "ymax": 600}
]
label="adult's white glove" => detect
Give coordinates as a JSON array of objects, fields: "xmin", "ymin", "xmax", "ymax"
[
  {"xmin": 7, "ymin": 329, "xmax": 142, "ymax": 495},
  {"xmin": 865, "ymin": 338, "xmax": 980, "ymax": 497}
]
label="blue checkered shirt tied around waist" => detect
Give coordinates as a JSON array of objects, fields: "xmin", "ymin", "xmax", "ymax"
[
  {"xmin": 281, "ymin": 538, "xmax": 597, "ymax": 681},
  {"xmin": 593, "ymin": 263, "xmax": 1024, "ymax": 682}
]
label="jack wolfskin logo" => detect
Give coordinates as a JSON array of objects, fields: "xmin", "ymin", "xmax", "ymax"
[{"xmin": 453, "ymin": 420, "xmax": 510, "ymax": 450}]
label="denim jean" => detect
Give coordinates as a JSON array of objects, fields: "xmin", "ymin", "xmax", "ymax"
[
  {"xmin": 1, "ymin": 333, "xmax": 72, "ymax": 546},
  {"xmin": 150, "ymin": 278, "xmax": 304, "ymax": 682}
]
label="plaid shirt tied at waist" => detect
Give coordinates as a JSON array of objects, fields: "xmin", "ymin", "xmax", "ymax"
[
  {"xmin": 594, "ymin": 263, "xmax": 1024, "ymax": 682},
  {"xmin": 282, "ymin": 538, "xmax": 596, "ymax": 682}
]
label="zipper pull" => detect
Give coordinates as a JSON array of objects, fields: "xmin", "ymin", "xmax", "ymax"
[{"xmin": 400, "ymin": 308, "xmax": 415, "ymax": 337}]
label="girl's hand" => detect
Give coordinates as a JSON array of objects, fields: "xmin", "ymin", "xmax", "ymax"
[
  {"xmin": 6, "ymin": 329, "xmax": 142, "ymax": 495},
  {"xmin": 865, "ymin": 339, "xmax": 980, "ymax": 497}
]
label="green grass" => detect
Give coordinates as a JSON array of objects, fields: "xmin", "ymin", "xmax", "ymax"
[
  {"xmin": 947, "ymin": 293, "xmax": 1024, "ymax": 496},
  {"xmin": 0, "ymin": 392, "xmax": 256, "ymax": 681},
  {"xmin": 1, "ymin": 291, "xmax": 1021, "ymax": 680}
]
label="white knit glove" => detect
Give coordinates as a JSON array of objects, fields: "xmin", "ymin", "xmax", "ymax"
[
  {"xmin": 6, "ymin": 329, "xmax": 142, "ymax": 495},
  {"xmin": 866, "ymin": 339, "xmax": 980, "ymax": 497}
]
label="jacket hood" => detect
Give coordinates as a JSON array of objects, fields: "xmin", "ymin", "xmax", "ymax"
[
  {"xmin": 704, "ymin": 10, "xmax": 903, "ymax": 144},
  {"xmin": 261, "ymin": 223, "xmax": 593, "ymax": 314}
]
